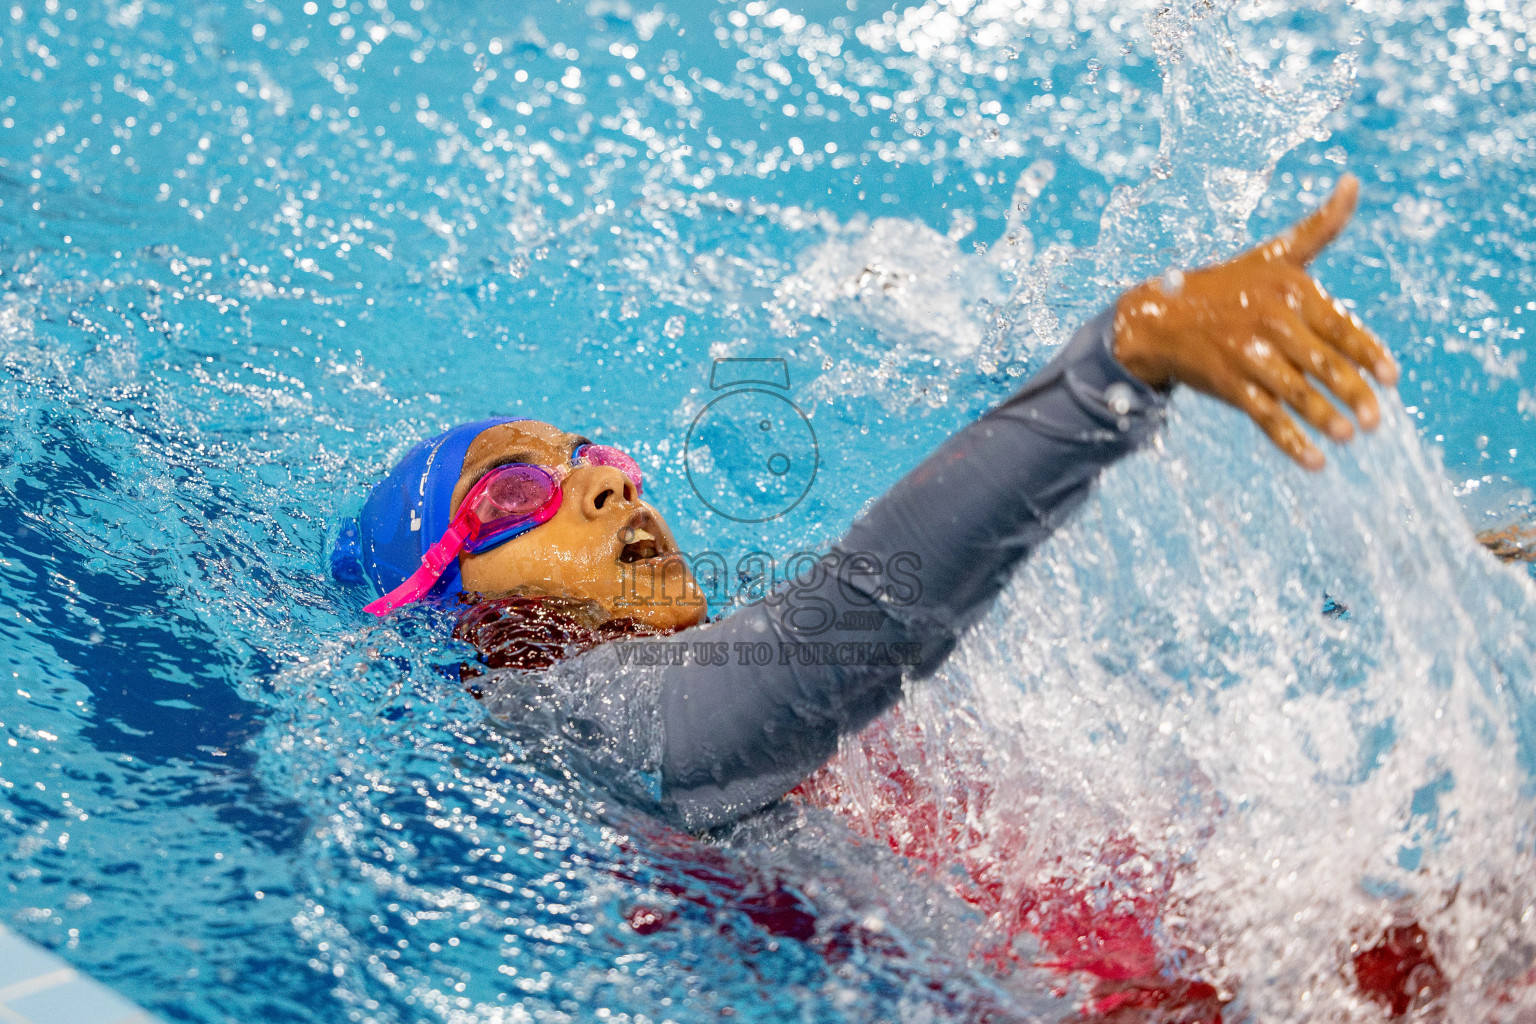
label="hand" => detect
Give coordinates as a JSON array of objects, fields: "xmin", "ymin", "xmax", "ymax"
[{"xmin": 1112, "ymin": 174, "xmax": 1399, "ymax": 471}]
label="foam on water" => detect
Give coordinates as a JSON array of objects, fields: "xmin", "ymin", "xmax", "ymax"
[{"xmin": 1, "ymin": 0, "xmax": 1534, "ymax": 1021}]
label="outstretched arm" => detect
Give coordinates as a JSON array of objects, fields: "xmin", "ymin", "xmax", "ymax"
[
  {"xmin": 647, "ymin": 177, "xmax": 1392, "ymax": 830},
  {"xmin": 651, "ymin": 304, "xmax": 1167, "ymax": 830}
]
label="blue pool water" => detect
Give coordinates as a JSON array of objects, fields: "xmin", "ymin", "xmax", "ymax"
[{"xmin": 2, "ymin": 0, "xmax": 1534, "ymax": 1021}]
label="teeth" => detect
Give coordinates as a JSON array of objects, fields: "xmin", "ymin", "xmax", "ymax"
[{"xmin": 620, "ymin": 527, "xmax": 656, "ymax": 544}]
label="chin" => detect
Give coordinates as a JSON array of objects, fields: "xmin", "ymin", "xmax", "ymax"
[
  {"xmin": 608, "ymin": 555, "xmax": 708, "ymax": 632},
  {"xmin": 627, "ymin": 600, "xmax": 707, "ymax": 633}
]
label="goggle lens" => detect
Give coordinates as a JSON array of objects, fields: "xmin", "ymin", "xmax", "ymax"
[
  {"xmin": 475, "ymin": 463, "xmax": 559, "ymax": 519},
  {"xmin": 465, "ymin": 463, "xmax": 561, "ymax": 552},
  {"xmin": 575, "ymin": 443, "xmax": 643, "ymax": 493}
]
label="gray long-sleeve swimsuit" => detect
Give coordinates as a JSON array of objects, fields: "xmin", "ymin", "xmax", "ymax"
[{"xmin": 480, "ymin": 307, "xmax": 1168, "ymax": 831}]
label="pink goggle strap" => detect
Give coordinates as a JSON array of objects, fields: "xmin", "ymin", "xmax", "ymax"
[{"xmin": 364, "ymin": 517, "xmax": 472, "ymax": 617}]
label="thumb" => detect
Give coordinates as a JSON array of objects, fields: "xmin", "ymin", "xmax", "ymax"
[{"xmin": 1261, "ymin": 174, "xmax": 1359, "ymax": 266}]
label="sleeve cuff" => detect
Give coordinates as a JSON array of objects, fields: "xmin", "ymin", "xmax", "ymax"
[{"xmin": 1056, "ymin": 306, "xmax": 1169, "ymax": 433}]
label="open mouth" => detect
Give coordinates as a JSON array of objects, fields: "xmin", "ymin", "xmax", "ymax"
[{"xmin": 616, "ymin": 510, "xmax": 672, "ymax": 564}]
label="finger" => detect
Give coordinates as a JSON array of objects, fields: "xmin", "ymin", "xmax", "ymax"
[
  {"xmin": 1218, "ymin": 377, "xmax": 1325, "ymax": 471},
  {"xmin": 1258, "ymin": 174, "xmax": 1359, "ymax": 267},
  {"xmin": 1235, "ymin": 334, "xmax": 1354, "ymax": 443},
  {"xmin": 1294, "ymin": 273, "xmax": 1400, "ymax": 386},
  {"xmin": 1264, "ymin": 308, "xmax": 1381, "ymax": 431}
]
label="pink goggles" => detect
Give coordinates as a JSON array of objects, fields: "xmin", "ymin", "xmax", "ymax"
[{"xmin": 365, "ymin": 443, "xmax": 643, "ymax": 616}]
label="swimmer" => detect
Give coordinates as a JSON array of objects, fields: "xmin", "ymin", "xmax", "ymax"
[
  {"xmin": 333, "ymin": 174, "xmax": 1395, "ymax": 826},
  {"xmin": 331, "ymin": 176, "xmax": 1402, "ymax": 1012}
]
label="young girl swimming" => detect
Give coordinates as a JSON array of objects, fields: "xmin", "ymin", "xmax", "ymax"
[
  {"xmin": 335, "ymin": 175, "xmax": 1392, "ymax": 821},
  {"xmin": 331, "ymin": 176, "xmax": 1417, "ymax": 1015}
]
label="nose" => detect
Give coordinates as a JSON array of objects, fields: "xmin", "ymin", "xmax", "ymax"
[{"xmin": 568, "ymin": 464, "xmax": 638, "ymax": 519}]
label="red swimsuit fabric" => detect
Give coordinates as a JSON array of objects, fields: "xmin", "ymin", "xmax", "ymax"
[{"xmin": 790, "ymin": 710, "xmax": 1445, "ymax": 1021}]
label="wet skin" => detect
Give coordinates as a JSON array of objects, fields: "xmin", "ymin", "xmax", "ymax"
[
  {"xmin": 1114, "ymin": 173, "xmax": 1399, "ymax": 470},
  {"xmin": 451, "ymin": 420, "xmax": 707, "ymax": 632},
  {"xmin": 454, "ymin": 176, "xmax": 1395, "ymax": 612}
]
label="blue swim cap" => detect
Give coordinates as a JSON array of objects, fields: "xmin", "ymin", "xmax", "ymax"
[{"xmin": 332, "ymin": 417, "xmax": 523, "ymax": 602}]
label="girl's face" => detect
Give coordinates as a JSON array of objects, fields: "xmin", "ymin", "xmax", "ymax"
[{"xmin": 450, "ymin": 420, "xmax": 706, "ymax": 632}]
